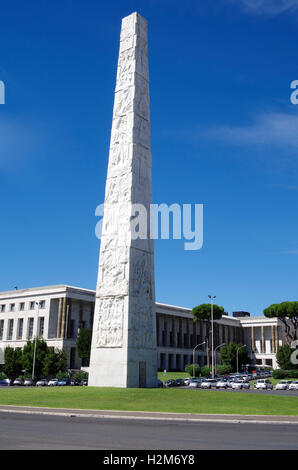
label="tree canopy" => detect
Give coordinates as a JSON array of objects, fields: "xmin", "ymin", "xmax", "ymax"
[
  {"xmin": 192, "ymin": 303, "xmax": 224, "ymax": 367},
  {"xmin": 264, "ymin": 301, "xmax": 298, "ymax": 343},
  {"xmin": 77, "ymin": 328, "xmax": 92, "ymax": 366},
  {"xmin": 192, "ymin": 303, "xmax": 224, "ymax": 322}
]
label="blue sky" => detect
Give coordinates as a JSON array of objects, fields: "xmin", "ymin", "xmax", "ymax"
[{"xmin": 1, "ymin": 0, "xmax": 298, "ymax": 316}]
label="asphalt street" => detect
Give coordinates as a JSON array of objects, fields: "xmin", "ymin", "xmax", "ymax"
[{"xmin": 0, "ymin": 411, "xmax": 298, "ymax": 450}]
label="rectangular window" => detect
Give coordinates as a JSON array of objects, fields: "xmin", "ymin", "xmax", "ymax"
[
  {"xmin": 0, "ymin": 320, "xmax": 4, "ymax": 340},
  {"xmin": 38, "ymin": 317, "xmax": 44, "ymax": 337},
  {"xmin": 69, "ymin": 319, "xmax": 75, "ymax": 339},
  {"xmin": 30, "ymin": 302, "xmax": 35, "ymax": 310},
  {"xmin": 10, "ymin": 304, "xmax": 15, "ymax": 312},
  {"xmin": 19, "ymin": 302, "xmax": 25, "ymax": 311},
  {"xmin": 28, "ymin": 318, "xmax": 34, "ymax": 339},
  {"xmin": 7, "ymin": 319, "xmax": 14, "ymax": 340},
  {"xmin": 40, "ymin": 300, "xmax": 46, "ymax": 309},
  {"xmin": 0, "ymin": 305, "xmax": 5, "ymax": 313},
  {"xmin": 17, "ymin": 319, "xmax": 24, "ymax": 339}
]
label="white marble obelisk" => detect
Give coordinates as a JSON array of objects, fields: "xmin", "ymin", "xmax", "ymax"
[{"xmin": 88, "ymin": 12, "xmax": 157, "ymax": 388}]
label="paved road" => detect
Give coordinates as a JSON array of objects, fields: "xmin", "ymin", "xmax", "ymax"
[{"xmin": 0, "ymin": 411, "xmax": 298, "ymax": 449}]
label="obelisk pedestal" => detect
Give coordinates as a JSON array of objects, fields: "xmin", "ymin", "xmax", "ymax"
[{"xmin": 88, "ymin": 12, "xmax": 157, "ymax": 388}]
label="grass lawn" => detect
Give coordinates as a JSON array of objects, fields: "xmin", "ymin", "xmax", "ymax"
[
  {"xmin": 0, "ymin": 386, "xmax": 297, "ymax": 416},
  {"xmin": 158, "ymin": 371, "xmax": 188, "ymax": 382}
]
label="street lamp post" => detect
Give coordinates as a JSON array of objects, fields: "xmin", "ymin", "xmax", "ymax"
[
  {"xmin": 214, "ymin": 342, "xmax": 226, "ymax": 375},
  {"xmin": 236, "ymin": 345, "xmax": 246, "ymax": 374},
  {"xmin": 192, "ymin": 341, "xmax": 206, "ymax": 377},
  {"xmin": 208, "ymin": 295, "xmax": 216, "ymax": 379},
  {"xmin": 32, "ymin": 301, "xmax": 41, "ymax": 381}
]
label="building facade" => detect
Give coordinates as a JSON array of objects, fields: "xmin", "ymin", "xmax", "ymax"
[
  {"xmin": 0, "ymin": 285, "xmax": 94, "ymax": 369},
  {"xmin": 0, "ymin": 285, "xmax": 288, "ymax": 371}
]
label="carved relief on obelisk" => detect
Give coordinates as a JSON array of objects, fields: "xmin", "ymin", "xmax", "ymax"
[{"xmin": 88, "ymin": 12, "xmax": 157, "ymax": 388}]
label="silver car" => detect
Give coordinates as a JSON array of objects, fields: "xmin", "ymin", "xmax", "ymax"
[
  {"xmin": 231, "ymin": 380, "xmax": 244, "ymax": 390},
  {"xmin": 254, "ymin": 379, "xmax": 273, "ymax": 390},
  {"xmin": 201, "ymin": 379, "xmax": 217, "ymax": 389},
  {"xmin": 13, "ymin": 378, "xmax": 24, "ymax": 386},
  {"xmin": 24, "ymin": 378, "xmax": 34, "ymax": 386},
  {"xmin": 48, "ymin": 378, "xmax": 59, "ymax": 386},
  {"xmin": 275, "ymin": 380, "xmax": 293, "ymax": 391},
  {"xmin": 36, "ymin": 379, "xmax": 48, "ymax": 387},
  {"xmin": 216, "ymin": 379, "xmax": 228, "ymax": 389},
  {"xmin": 288, "ymin": 381, "xmax": 298, "ymax": 391},
  {"xmin": 188, "ymin": 379, "xmax": 202, "ymax": 388}
]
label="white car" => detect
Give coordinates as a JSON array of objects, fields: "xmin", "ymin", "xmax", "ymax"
[
  {"xmin": 188, "ymin": 379, "xmax": 202, "ymax": 388},
  {"xmin": 201, "ymin": 379, "xmax": 217, "ymax": 389},
  {"xmin": 48, "ymin": 378, "xmax": 59, "ymax": 386},
  {"xmin": 288, "ymin": 381, "xmax": 298, "ymax": 391},
  {"xmin": 232, "ymin": 380, "xmax": 250, "ymax": 390},
  {"xmin": 276, "ymin": 380, "xmax": 293, "ymax": 390},
  {"xmin": 36, "ymin": 379, "xmax": 48, "ymax": 387},
  {"xmin": 24, "ymin": 378, "xmax": 34, "ymax": 386},
  {"xmin": 231, "ymin": 380, "xmax": 245, "ymax": 390},
  {"xmin": 254, "ymin": 379, "xmax": 273, "ymax": 390},
  {"xmin": 216, "ymin": 379, "xmax": 228, "ymax": 389}
]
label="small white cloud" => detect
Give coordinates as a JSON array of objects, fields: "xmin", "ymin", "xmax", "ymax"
[
  {"xmin": 229, "ymin": 0, "xmax": 298, "ymax": 15},
  {"xmin": 204, "ymin": 112, "xmax": 298, "ymax": 149},
  {"xmin": 280, "ymin": 249, "xmax": 298, "ymax": 254}
]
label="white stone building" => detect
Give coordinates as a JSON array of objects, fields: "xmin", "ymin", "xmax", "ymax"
[
  {"xmin": 0, "ymin": 285, "xmax": 95, "ymax": 369},
  {"xmin": 0, "ymin": 284, "xmax": 289, "ymax": 371}
]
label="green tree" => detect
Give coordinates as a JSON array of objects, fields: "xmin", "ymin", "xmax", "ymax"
[
  {"xmin": 41, "ymin": 347, "xmax": 67, "ymax": 378},
  {"xmin": 77, "ymin": 328, "xmax": 92, "ymax": 366},
  {"xmin": 43, "ymin": 347, "xmax": 59, "ymax": 377},
  {"xmin": 276, "ymin": 345, "xmax": 295, "ymax": 370},
  {"xmin": 192, "ymin": 304, "xmax": 224, "ymax": 367},
  {"xmin": 201, "ymin": 366, "xmax": 212, "ymax": 377},
  {"xmin": 3, "ymin": 347, "xmax": 23, "ymax": 379},
  {"xmin": 56, "ymin": 349, "xmax": 67, "ymax": 373},
  {"xmin": 22, "ymin": 339, "xmax": 48, "ymax": 380},
  {"xmin": 185, "ymin": 364, "xmax": 200, "ymax": 377},
  {"xmin": 264, "ymin": 301, "xmax": 298, "ymax": 344},
  {"xmin": 216, "ymin": 364, "xmax": 233, "ymax": 375},
  {"xmin": 219, "ymin": 342, "xmax": 249, "ymax": 372}
]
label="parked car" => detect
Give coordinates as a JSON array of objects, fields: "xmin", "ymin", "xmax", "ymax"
[
  {"xmin": 275, "ymin": 380, "xmax": 293, "ymax": 391},
  {"xmin": 58, "ymin": 378, "xmax": 70, "ymax": 386},
  {"xmin": 0, "ymin": 378, "xmax": 13, "ymax": 386},
  {"xmin": 48, "ymin": 378, "xmax": 59, "ymax": 386},
  {"xmin": 201, "ymin": 379, "xmax": 217, "ymax": 389},
  {"xmin": 80, "ymin": 379, "xmax": 88, "ymax": 386},
  {"xmin": 13, "ymin": 378, "xmax": 24, "ymax": 386},
  {"xmin": 231, "ymin": 380, "xmax": 244, "ymax": 390},
  {"xmin": 24, "ymin": 378, "xmax": 34, "ymax": 386},
  {"xmin": 188, "ymin": 378, "xmax": 203, "ymax": 388},
  {"xmin": 36, "ymin": 379, "xmax": 48, "ymax": 387},
  {"xmin": 288, "ymin": 381, "xmax": 298, "ymax": 391},
  {"xmin": 183, "ymin": 378, "xmax": 192, "ymax": 386},
  {"xmin": 216, "ymin": 379, "xmax": 228, "ymax": 389},
  {"xmin": 254, "ymin": 379, "xmax": 273, "ymax": 390},
  {"xmin": 157, "ymin": 379, "xmax": 164, "ymax": 388},
  {"xmin": 70, "ymin": 379, "xmax": 80, "ymax": 386},
  {"xmin": 174, "ymin": 379, "xmax": 184, "ymax": 387},
  {"xmin": 164, "ymin": 379, "xmax": 176, "ymax": 388}
]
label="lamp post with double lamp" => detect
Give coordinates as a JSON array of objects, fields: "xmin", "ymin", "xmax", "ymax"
[
  {"xmin": 32, "ymin": 301, "xmax": 41, "ymax": 381},
  {"xmin": 208, "ymin": 295, "xmax": 216, "ymax": 379},
  {"xmin": 192, "ymin": 341, "xmax": 206, "ymax": 378},
  {"xmin": 214, "ymin": 342, "xmax": 226, "ymax": 375},
  {"xmin": 236, "ymin": 345, "xmax": 246, "ymax": 374}
]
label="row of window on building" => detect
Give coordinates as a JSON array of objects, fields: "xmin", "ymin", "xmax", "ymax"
[
  {"xmin": 0, "ymin": 300, "xmax": 46, "ymax": 313},
  {"xmin": 0, "ymin": 317, "xmax": 44, "ymax": 341}
]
